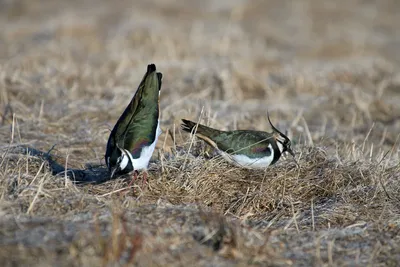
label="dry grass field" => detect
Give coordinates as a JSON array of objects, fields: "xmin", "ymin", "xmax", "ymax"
[{"xmin": 1, "ymin": 0, "xmax": 400, "ymax": 266}]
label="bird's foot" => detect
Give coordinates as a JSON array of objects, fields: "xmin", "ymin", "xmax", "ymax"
[
  {"xmin": 119, "ymin": 171, "xmax": 148, "ymax": 197},
  {"xmin": 141, "ymin": 172, "xmax": 148, "ymax": 187},
  {"xmin": 127, "ymin": 170, "xmax": 139, "ymax": 189}
]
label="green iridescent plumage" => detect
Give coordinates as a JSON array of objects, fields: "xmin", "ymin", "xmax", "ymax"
[
  {"xmin": 105, "ymin": 64, "xmax": 162, "ymax": 177},
  {"xmin": 181, "ymin": 116, "xmax": 295, "ymax": 167}
]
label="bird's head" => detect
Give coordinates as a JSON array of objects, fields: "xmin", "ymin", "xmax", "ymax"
[
  {"xmin": 106, "ymin": 145, "xmax": 133, "ymax": 178},
  {"xmin": 267, "ymin": 112, "xmax": 295, "ymax": 159}
]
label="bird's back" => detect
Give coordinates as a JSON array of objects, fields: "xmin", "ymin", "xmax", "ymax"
[
  {"xmin": 181, "ymin": 120, "xmax": 274, "ymax": 158},
  {"xmin": 106, "ymin": 64, "xmax": 162, "ymax": 160}
]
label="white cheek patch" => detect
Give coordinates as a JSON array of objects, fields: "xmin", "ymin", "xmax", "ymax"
[
  {"xmin": 123, "ymin": 149, "xmax": 134, "ymax": 168},
  {"xmin": 119, "ymin": 153, "xmax": 129, "ymax": 170}
]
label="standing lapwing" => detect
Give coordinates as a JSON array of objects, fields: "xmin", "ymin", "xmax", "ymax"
[
  {"xmin": 181, "ymin": 113, "xmax": 295, "ymax": 169},
  {"xmin": 105, "ymin": 64, "xmax": 162, "ymax": 183}
]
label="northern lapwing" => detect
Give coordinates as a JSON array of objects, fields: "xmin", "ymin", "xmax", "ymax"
[
  {"xmin": 181, "ymin": 113, "xmax": 295, "ymax": 169},
  {"xmin": 105, "ymin": 64, "xmax": 162, "ymax": 183}
]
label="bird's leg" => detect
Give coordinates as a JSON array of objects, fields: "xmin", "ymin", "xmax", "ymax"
[
  {"xmin": 141, "ymin": 171, "xmax": 148, "ymax": 187},
  {"xmin": 127, "ymin": 170, "xmax": 139, "ymax": 188}
]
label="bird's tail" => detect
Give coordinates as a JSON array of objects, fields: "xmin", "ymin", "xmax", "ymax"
[
  {"xmin": 181, "ymin": 119, "xmax": 221, "ymax": 137},
  {"xmin": 181, "ymin": 119, "xmax": 224, "ymax": 149}
]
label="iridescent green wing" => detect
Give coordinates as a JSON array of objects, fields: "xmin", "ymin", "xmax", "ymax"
[
  {"xmin": 107, "ymin": 64, "xmax": 162, "ymax": 158},
  {"xmin": 211, "ymin": 130, "xmax": 274, "ymax": 158},
  {"xmin": 121, "ymin": 66, "xmax": 162, "ymax": 157}
]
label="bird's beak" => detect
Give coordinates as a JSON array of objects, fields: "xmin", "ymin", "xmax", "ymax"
[{"xmin": 110, "ymin": 167, "xmax": 119, "ymax": 178}]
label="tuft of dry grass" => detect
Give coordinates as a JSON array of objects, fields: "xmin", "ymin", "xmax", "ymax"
[{"xmin": 1, "ymin": 0, "xmax": 400, "ymax": 266}]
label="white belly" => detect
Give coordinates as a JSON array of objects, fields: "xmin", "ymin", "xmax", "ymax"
[
  {"xmin": 130, "ymin": 122, "xmax": 161, "ymax": 171},
  {"xmin": 220, "ymin": 144, "xmax": 275, "ymax": 169}
]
